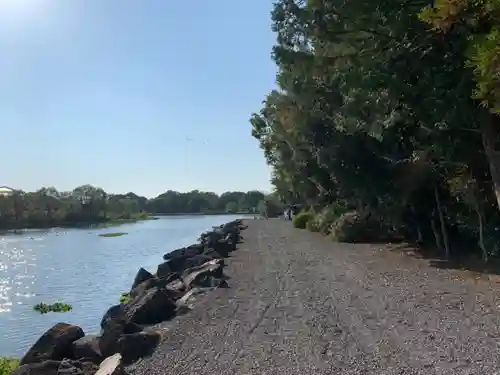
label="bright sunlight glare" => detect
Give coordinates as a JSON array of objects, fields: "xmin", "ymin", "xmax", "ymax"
[
  {"xmin": 0, "ymin": 0, "xmax": 49, "ymax": 33},
  {"xmin": 0, "ymin": 0, "xmax": 45, "ymax": 18}
]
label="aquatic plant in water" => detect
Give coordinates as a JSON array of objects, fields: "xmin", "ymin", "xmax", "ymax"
[
  {"xmin": 98, "ymin": 232, "xmax": 128, "ymax": 237},
  {"xmin": 33, "ymin": 302, "xmax": 72, "ymax": 314}
]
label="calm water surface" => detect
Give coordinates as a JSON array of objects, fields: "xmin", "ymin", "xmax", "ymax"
[{"xmin": 0, "ymin": 215, "xmax": 248, "ymax": 357}]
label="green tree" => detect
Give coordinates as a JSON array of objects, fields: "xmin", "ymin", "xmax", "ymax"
[
  {"xmin": 251, "ymin": 0, "xmax": 500, "ymax": 261},
  {"xmin": 225, "ymin": 202, "xmax": 238, "ymax": 213}
]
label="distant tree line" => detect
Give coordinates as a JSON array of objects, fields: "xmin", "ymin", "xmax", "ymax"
[
  {"xmin": 147, "ymin": 190, "xmax": 268, "ymax": 214},
  {"xmin": 0, "ymin": 186, "xmax": 275, "ymax": 229}
]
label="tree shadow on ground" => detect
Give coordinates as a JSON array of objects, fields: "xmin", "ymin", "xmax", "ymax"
[{"xmin": 386, "ymin": 242, "xmax": 500, "ymax": 276}]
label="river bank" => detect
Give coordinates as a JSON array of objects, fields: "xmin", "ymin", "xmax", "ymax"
[{"xmin": 10, "ymin": 219, "xmax": 247, "ymax": 375}]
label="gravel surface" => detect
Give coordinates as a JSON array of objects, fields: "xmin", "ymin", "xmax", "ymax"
[{"xmin": 129, "ymin": 219, "xmax": 500, "ymax": 375}]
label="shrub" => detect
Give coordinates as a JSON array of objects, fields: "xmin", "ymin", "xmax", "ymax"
[
  {"xmin": 0, "ymin": 357, "xmax": 19, "ymax": 375},
  {"xmin": 306, "ymin": 215, "xmax": 320, "ymax": 232},
  {"xmin": 330, "ymin": 210, "xmax": 398, "ymax": 243},
  {"xmin": 293, "ymin": 211, "xmax": 315, "ymax": 229},
  {"xmin": 311, "ymin": 205, "xmax": 347, "ymax": 234}
]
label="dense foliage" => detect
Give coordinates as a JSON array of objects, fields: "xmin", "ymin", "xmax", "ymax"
[
  {"xmin": 293, "ymin": 211, "xmax": 315, "ymax": 229},
  {"xmin": 252, "ymin": 0, "xmax": 500, "ymax": 261},
  {"xmin": 0, "ymin": 186, "xmax": 268, "ymax": 229},
  {"xmin": 0, "ymin": 357, "xmax": 18, "ymax": 375}
]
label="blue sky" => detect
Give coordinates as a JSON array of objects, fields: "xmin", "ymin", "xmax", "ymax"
[{"xmin": 0, "ymin": 0, "xmax": 276, "ymax": 198}]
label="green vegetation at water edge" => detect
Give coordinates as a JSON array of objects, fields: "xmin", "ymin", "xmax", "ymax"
[
  {"xmin": 33, "ymin": 302, "xmax": 72, "ymax": 314},
  {"xmin": 0, "ymin": 357, "xmax": 19, "ymax": 375},
  {"xmin": 99, "ymin": 232, "xmax": 128, "ymax": 238},
  {"xmin": 252, "ymin": 0, "xmax": 500, "ymax": 264},
  {"xmin": 120, "ymin": 292, "xmax": 131, "ymax": 304},
  {"xmin": 0, "ymin": 187, "xmax": 274, "ymax": 230}
]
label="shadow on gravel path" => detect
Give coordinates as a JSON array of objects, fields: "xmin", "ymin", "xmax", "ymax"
[
  {"xmin": 384, "ymin": 241, "xmax": 500, "ymax": 279},
  {"xmin": 129, "ymin": 219, "xmax": 500, "ymax": 375}
]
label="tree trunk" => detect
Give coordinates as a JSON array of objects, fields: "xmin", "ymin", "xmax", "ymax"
[
  {"xmin": 434, "ymin": 186, "xmax": 450, "ymax": 259},
  {"xmin": 410, "ymin": 204, "xmax": 423, "ymax": 243},
  {"xmin": 476, "ymin": 203, "xmax": 487, "ymax": 262},
  {"xmin": 481, "ymin": 113, "xmax": 500, "ymax": 210},
  {"xmin": 430, "ymin": 209, "xmax": 441, "ymax": 250}
]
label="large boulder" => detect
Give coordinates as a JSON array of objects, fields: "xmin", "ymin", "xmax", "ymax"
[
  {"xmin": 129, "ymin": 276, "xmax": 184, "ymax": 301},
  {"xmin": 201, "ymin": 230, "xmax": 224, "ymax": 248},
  {"xmin": 221, "ymin": 221, "xmax": 241, "ymax": 232},
  {"xmin": 156, "ymin": 261, "xmax": 172, "ymax": 279},
  {"xmin": 182, "ymin": 261, "xmax": 224, "ymax": 289},
  {"xmin": 224, "ymin": 232, "xmax": 239, "ymax": 249},
  {"xmin": 211, "ymin": 239, "xmax": 232, "ymax": 257},
  {"xmin": 163, "ymin": 244, "xmax": 203, "ymax": 261},
  {"xmin": 131, "ymin": 268, "xmax": 154, "ymax": 290},
  {"xmin": 99, "ymin": 287, "xmax": 176, "ymax": 357},
  {"xmin": 12, "ymin": 360, "xmax": 60, "ymax": 375},
  {"xmin": 12, "ymin": 359, "xmax": 98, "ymax": 375},
  {"xmin": 203, "ymin": 248, "xmax": 223, "ymax": 259},
  {"xmin": 116, "ymin": 329, "xmax": 161, "ymax": 364},
  {"xmin": 72, "ymin": 335, "xmax": 103, "ymax": 364},
  {"xmin": 98, "ymin": 324, "xmax": 126, "ymax": 359},
  {"xmin": 163, "ymin": 272, "xmax": 181, "ymax": 285},
  {"xmin": 57, "ymin": 359, "xmax": 99, "ymax": 375},
  {"xmin": 181, "ymin": 258, "xmax": 224, "ymax": 275},
  {"xmin": 100, "ymin": 305, "xmax": 126, "ymax": 331},
  {"xmin": 166, "ymin": 278, "xmax": 185, "ymax": 296},
  {"xmin": 183, "ymin": 254, "xmax": 218, "ymax": 270},
  {"xmin": 20, "ymin": 323, "xmax": 85, "ymax": 365},
  {"xmin": 158, "ymin": 253, "xmax": 219, "ymax": 276},
  {"xmin": 125, "ymin": 287, "xmax": 177, "ymax": 325},
  {"xmin": 129, "ymin": 277, "xmax": 163, "ymax": 299},
  {"xmin": 129, "ymin": 272, "xmax": 182, "ymax": 299},
  {"xmin": 99, "ymin": 306, "xmax": 143, "ymax": 358},
  {"xmin": 95, "ymin": 354, "xmax": 126, "ymax": 375}
]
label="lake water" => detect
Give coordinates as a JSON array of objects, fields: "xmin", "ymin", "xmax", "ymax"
[{"xmin": 0, "ymin": 215, "xmax": 249, "ymax": 357}]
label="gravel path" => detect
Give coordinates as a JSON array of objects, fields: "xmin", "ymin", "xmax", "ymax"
[{"xmin": 129, "ymin": 219, "xmax": 500, "ymax": 374}]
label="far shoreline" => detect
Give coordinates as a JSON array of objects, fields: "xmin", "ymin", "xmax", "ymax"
[
  {"xmin": 0, "ymin": 215, "xmax": 158, "ymax": 233},
  {"xmin": 0, "ymin": 212, "xmax": 258, "ymax": 232},
  {"xmin": 154, "ymin": 212, "xmax": 257, "ymax": 216}
]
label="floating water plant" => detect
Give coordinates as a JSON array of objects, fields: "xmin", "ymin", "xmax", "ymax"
[
  {"xmin": 33, "ymin": 302, "xmax": 72, "ymax": 314},
  {"xmin": 98, "ymin": 232, "xmax": 128, "ymax": 238}
]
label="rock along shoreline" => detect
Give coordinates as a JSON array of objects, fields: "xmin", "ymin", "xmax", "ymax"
[{"xmin": 12, "ymin": 219, "xmax": 247, "ymax": 375}]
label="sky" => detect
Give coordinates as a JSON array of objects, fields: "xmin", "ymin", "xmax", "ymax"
[{"xmin": 0, "ymin": 0, "xmax": 277, "ymax": 198}]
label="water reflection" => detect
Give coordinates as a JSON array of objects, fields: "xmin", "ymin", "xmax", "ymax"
[{"xmin": 0, "ymin": 215, "xmax": 246, "ymax": 357}]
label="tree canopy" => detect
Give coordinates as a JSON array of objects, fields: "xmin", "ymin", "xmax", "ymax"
[{"xmin": 251, "ymin": 0, "xmax": 500, "ymax": 261}]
